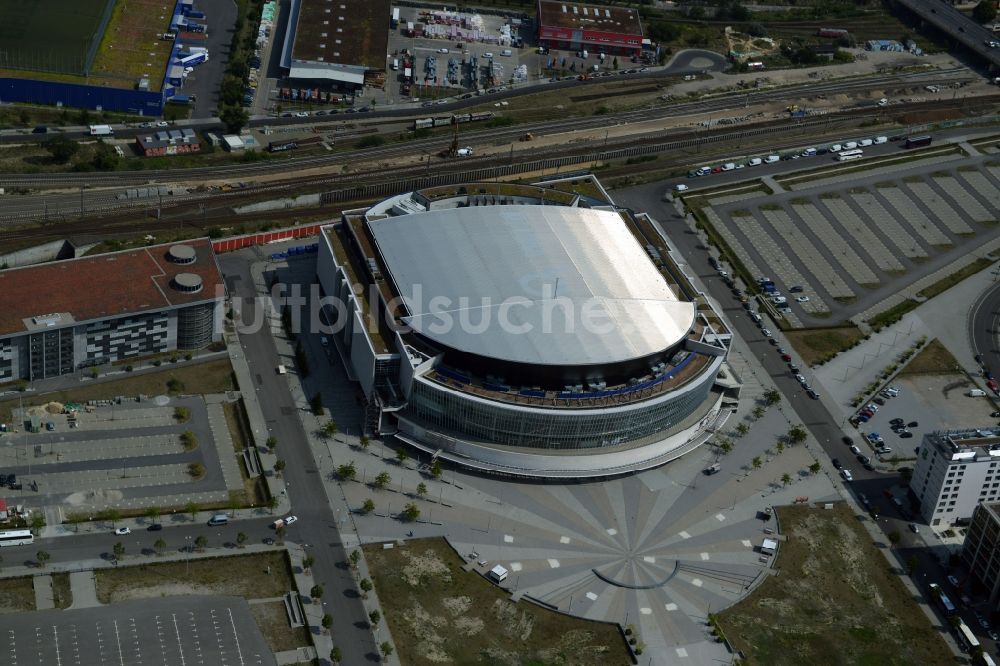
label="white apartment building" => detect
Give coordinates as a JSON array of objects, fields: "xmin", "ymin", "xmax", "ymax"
[{"xmin": 910, "ymin": 428, "xmax": 1000, "ymax": 526}]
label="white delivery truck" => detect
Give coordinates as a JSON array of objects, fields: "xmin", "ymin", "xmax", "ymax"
[{"xmin": 89, "ymin": 124, "xmax": 114, "ymax": 136}]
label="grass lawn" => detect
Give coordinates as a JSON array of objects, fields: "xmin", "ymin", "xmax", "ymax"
[
  {"xmin": 249, "ymin": 601, "xmax": 312, "ymax": 653},
  {"xmin": 0, "ymin": 358, "xmax": 235, "ymax": 423},
  {"xmin": 0, "ymin": 576, "xmax": 36, "ymax": 613},
  {"xmin": 784, "ymin": 326, "xmax": 865, "ymax": 366},
  {"xmin": 544, "ymin": 176, "xmax": 609, "ymax": 202},
  {"xmin": 51, "ymin": 573, "xmax": 73, "ymax": 609},
  {"xmin": 917, "ymin": 257, "xmax": 994, "ymax": 300},
  {"xmin": 718, "ymin": 502, "xmax": 953, "ymax": 666},
  {"xmin": 96, "ymin": 552, "xmax": 293, "ymax": 604},
  {"xmin": 900, "ymin": 339, "xmax": 962, "ymax": 376},
  {"xmin": 90, "ymin": 0, "xmax": 174, "ymax": 92},
  {"xmin": 363, "ymin": 537, "xmax": 631, "ymax": 666}
]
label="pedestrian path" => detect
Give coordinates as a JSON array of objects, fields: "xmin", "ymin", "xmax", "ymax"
[
  {"xmin": 68, "ymin": 570, "xmax": 100, "ymax": 609},
  {"xmin": 206, "ymin": 401, "xmax": 245, "ymax": 491},
  {"xmin": 33, "ymin": 575, "xmax": 53, "ymax": 610}
]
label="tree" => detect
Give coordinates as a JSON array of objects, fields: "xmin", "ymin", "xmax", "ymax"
[
  {"xmin": 188, "ymin": 462, "xmax": 205, "ymax": 478},
  {"xmin": 809, "ymin": 462, "xmax": 821, "ymax": 475},
  {"xmin": 30, "ymin": 514, "xmax": 46, "ymax": 534},
  {"xmin": 186, "ymin": 500, "xmax": 200, "ymax": 521},
  {"xmin": 374, "ymin": 471, "xmax": 391, "ymax": 489},
  {"xmin": 380, "ymin": 641, "xmax": 394, "ymax": 658},
  {"xmin": 322, "ymin": 613, "xmax": 333, "ymax": 631},
  {"xmin": 338, "ymin": 462, "xmax": 357, "ymax": 482},
  {"xmin": 310, "ymin": 391, "xmax": 324, "ymax": 416},
  {"xmin": 113, "ymin": 541, "xmax": 125, "ymax": 560},
  {"xmin": 310, "ymin": 584, "xmax": 324, "ymax": 600},
  {"xmin": 220, "ymin": 105, "xmax": 249, "ymax": 134},
  {"xmin": 360, "ymin": 435, "xmax": 370, "ymax": 450},
  {"xmin": 91, "ymin": 139, "xmax": 119, "ymax": 171},
  {"xmin": 752, "ymin": 406, "xmax": 765, "ymax": 420},
  {"xmin": 266, "ymin": 436, "xmax": 277, "ymax": 450},
  {"xmin": 274, "ymin": 459, "xmax": 286, "ymax": 474},
  {"xmin": 303, "ymin": 555, "xmax": 315, "ymax": 571},
  {"xmin": 416, "ymin": 482, "xmax": 428, "ymax": 498},
  {"xmin": 359, "ymin": 578, "xmax": 373, "ymax": 597},
  {"xmin": 974, "ymin": 0, "xmax": 997, "ymax": 24},
  {"xmin": 763, "ymin": 388, "xmax": 780, "ymax": 405},
  {"xmin": 401, "ymin": 502, "xmax": 420, "ymax": 522},
  {"xmin": 362, "ymin": 498, "xmax": 376, "ymax": 514},
  {"xmin": 174, "ymin": 406, "xmax": 190, "ymax": 422},
  {"xmin": 195, "ymin": 535, "xmax": 207, "ymax": 551},
  {"xmin": 395, "ymin": 448, "xmax": 409, "ymax": 465},
  {"xmin": 350, "ymin": 549, "xmax": 361, "ymax": 569},
  {"xmin": 720, "ymin": 440, "xmax": 734, "ymax": 455},
  {"xmin": 322, "ymin": 420, "xmax": 338, "ymax": 438},
  {"xmin": 612, "ymin": 56, "xmax": 618, "ymax": 70},
  {"xmin": 907, "ymin": 554, "xmax": 920, "ymax": 575},
  {"xmin": 237, "ymin": 532, "xmax": 248, "ymax": 548},
  {"xmin": 369, "ymin": 609, "xmax": 381, "ymax": 626},
  {"xmin": 775, "ymin": 441, "xmax": 785, "ymax": 455},
  {"xmin": 266, "ymin": 495, "xmax": 279, "ymax": 513},
  {"xmin": 154, "ymin": 538, "xmax": 166, "ymax": 555},
  {"xmin": 752, "ymin": 456, "xmax": 762, "ymax": 470},
  {"xmin": 44, "ymin": 135, "xmax": 79, "ymax": 163},
  {"xmin": 330, "ymin": 646, "xmax": 343, "ymax": 664},
  {"xmin": 888, "ymin": 530, "xmax": 901, "ymax": 546},
  {"xmin": 787, "ymin": 425, "xmax": 808, "ymax": 445},
  {"xmin": 781, "ymin": 473, "xmax": 791, "ymax": 486},
  {"xmin": 145, "ymin": 506, "xmax": 161, "ymax": 523},
  {"xmin": 431, "ymin": 459, "xmax": 443, "ymax": 479},
  {"xmin": 180, "ymin": 430, "xmax": 197, "ymax": 450},
  {"xmin": 36, "ymin": 550, "xmax": 50, "ymax": 568},
  {"xmin": 735, "ymin": 423, "xmax": 749, "ymax": 436}
]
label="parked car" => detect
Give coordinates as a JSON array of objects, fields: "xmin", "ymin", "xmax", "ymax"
[
  {"xmin": 147, "ymin": 523, "xmax": 163, "ymax": 531},
  {"xmin": 909, "ymin": 522, "xmax": 919, "ymax": 533},
  {"xmin": 832, "ymin": 458, "xmax": 842, "ymax": 469},
  {"xmin": 115, "ymin": 527, "xmax": 131, "ymax": 535}
]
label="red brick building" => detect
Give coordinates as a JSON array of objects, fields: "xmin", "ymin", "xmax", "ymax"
[{"xmin": 536, "ymin": 0, "xmax": 643, "ymax": 56}]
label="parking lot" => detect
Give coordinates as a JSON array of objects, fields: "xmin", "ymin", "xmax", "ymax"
[
  {"xmin": 0, "ymin": 595, "xmax": 274, "ymax": 666},
  {"xmin": 702, "ymin": 150, "xmax": 1000, "ymax": 326},
  {"xmin": 1, "ymin": 396, "xmax": 239, "ymax": 513}
]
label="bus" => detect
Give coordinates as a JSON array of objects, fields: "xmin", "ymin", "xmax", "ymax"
[
  {"xmin": 929, "ymin": 583, "xmax": 957, "ymax": 614},
  {"xmin": 0, "ymin": 529, "xmax": 34, "ymax": 547},
  {"xmin": 905, "ymin": 135, "xmax": 932, "ymax": 149},
  {"xmin": 837, "ymin": 152, "xmax": 863, "ymax": 162},
  {"xmin": 957, "ymin": 619, "xmax": 981, "ymax": 651}
]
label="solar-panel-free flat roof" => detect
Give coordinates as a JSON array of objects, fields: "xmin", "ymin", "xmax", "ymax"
[{"xmin": 367, "ymin": 206, "xmax": 694, "ymax": 367}]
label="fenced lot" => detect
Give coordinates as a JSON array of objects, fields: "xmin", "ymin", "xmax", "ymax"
[
  {"xmin": 699, "ymin": 154, "xmax": 1000, "ymax": 328},
  {"xmin": 0, "ymin": 0, "xmax": 111, "ymax": 75}
]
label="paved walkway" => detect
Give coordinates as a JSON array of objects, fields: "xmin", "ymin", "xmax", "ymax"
[
  {"xmin": 33, "ymin": 574, "xmax": 53, "ymax": 610},
  {"xmin": 68, "ymin": 570, "xmax": 100, "ymax": 609}
]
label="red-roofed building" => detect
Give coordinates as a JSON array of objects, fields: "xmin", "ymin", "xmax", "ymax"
[
  {"xmin": 0, "ymin": 239, "xmax": 225, "ymax": 381},
  {"xmin": 537, "ymin": 0, "xmax": 643, "ymax": 56}
]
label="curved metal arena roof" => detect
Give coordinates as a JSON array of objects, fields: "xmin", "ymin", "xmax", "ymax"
[{"xmin": 367, "ymin": 205, "xmax": 695, "ymax": 367}]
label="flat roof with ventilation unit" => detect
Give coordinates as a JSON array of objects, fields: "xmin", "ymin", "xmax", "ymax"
[
  {"xmin": 286, "ymin": 0, "xmax": 391, "ymax": 70},
  {"xmin": 0, "ymin": 238, "xmax": 223, "ymax": 337},
  {"xmin": 537, "ymin": 0, "xmax": 643, "ymax": 36}
]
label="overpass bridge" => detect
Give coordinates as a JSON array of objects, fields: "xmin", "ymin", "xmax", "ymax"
[{"xmin": 895, "ymin": 0, "xmax": 1000, "ymax": 71}]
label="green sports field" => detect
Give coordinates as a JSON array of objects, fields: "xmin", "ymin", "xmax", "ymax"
[{"xmin": 0, "ymin": 0, "xmax": 113, "ymax": 75}]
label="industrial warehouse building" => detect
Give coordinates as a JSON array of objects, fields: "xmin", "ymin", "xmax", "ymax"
[
  {"xmin": 280, "ymin": 0, "xmax": 391, "ymax": 88},
  {"xmin": 0, "ymin": 240, "xmax": 224, "ymax": 382},
  {"xmin": 536, "ymin": 0, "xmax": 644, "ymax": 56},
  {"xmin": 135, "ymin": 129, "xmax": 201, "ymax": 157},
  {"xmin": 316, "ymin": 182, "xmax": 738, "ymax": 478}
]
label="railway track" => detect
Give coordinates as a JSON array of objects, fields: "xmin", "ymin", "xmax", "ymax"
[{"xmin": 0, "ymin": 67, "xmax": 973, "ymax": 189}]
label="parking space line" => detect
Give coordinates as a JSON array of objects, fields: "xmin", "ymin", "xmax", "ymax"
[
  {"xmin": 112, "ymin": 619, "xmax": 124, "ymax": 666},
  {"xmin": 172, "ymin": 614, "xmax": 186, "ymax": 666},
  {"xmin": 52, "ymin": 625, "xmax": 61, "ymax": 666},
  {"xmin": 228, "ymin": 607, "xmax": 246, "ymax": 665}
]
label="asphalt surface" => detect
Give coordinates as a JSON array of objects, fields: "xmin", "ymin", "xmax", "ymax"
[
  {"xmin": 898, "ymin": 0, "xmax": 1000, "ymax": 69},
  {"xmin": 972, "ymin": 277, "xmax": 1000, "ymax": 379},
  {"xmin": 217, "ymin": 252, "xmax": 375, "ymax": 663},
  {"xmin": 183, "ymin": 0, "xmax": 238, "ymax": 119}
]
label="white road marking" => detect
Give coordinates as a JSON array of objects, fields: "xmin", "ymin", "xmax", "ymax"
[
  {"xmin": 113, "ymin": 619, "xmax": 124, "ymax": 666},
  {"xmin": 503, "ymin": 535, "xmax": 513, "ymax": 543},
  {"xmin": 510, "ymin": 562, "xmax": 522, "ymax": 572},
  {"xmin": 678, "ymin": 531, "xmax": 690, "ymax": 539},
  {"xmin": 676, "ymin": 647, "xmax": 689, "ymax": 657},
  {"xmin": 52, "ymin": 625, "xmax": 61, "ymax": 666},
  {"xmin": 606, "ymin": 528, "xmax": 617, "ymax": 536},
  {"xmin": 172, "ymin": 614, "xmax": 186, "ymax": 666},
  {"xmin": 691, "ymin": 578, "xmax": 703, "ymax": 587},
  {"xmin": 665, "ymin": 603, "xmax": 678, "ymax": 611},
  {"xmin": 715, "ymin": 513, "xmax": 726, "ymax": 521},
  {"xmin": 741, "ymin": 539, "xmax": 752, "ymax": 548},
  {"xmin": 547, "ymin": 559, "xmax": 560, "ymax": 568},
  {"xmin": 586, "ymin": 592, "xmax": 598, "ymax": 601},
  {"xmin": 700, "ymin": 552, "xmax": 710, "ymax": 561},
  {"xmin": 643, "ymin": 556, "xmax": 655, "ymax": 563},
  {"xmin": 559, "ymin": 536, "xmax": 571, "ymax": 544},
  {"xmin": 228, "ymin": 607, "xmax": 246, "ymax": 665},
  {"xmin": 640, "ymin": 607, "xmax": 652, "ymax": 615}
]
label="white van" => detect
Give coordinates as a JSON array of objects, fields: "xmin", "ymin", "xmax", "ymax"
[
  {"xmin": 392, "ymin": 58, "xmax": 399, "ymax": 70},
  {"xmin": 748, "ymin": 157, "xmax": 762, "ymax": 166},
  {"xmin": 695, "ymin": 166, "xmax": 711, "ymax": 176},
  {"xmin": 859, "ymin": 138, "xmax": 873, "ymax": 147},
  {"xmin": 721, "ymin": 162, "xmax": 736, "ymax": 171},
  {"xmin": 501, "ymin": 49, "xmax": 512, "ymax": 57},
  {"xmin": 874, "ymin": 135, "xmax": 888, "ymax": 144},
  {"xmin": 765, "ymin": 155, "xmax": 780, "ymax": 163},
  {"xmin": 801, "ymin": 147, "xmax": 817, "ymax": 157},
  {"xmin": 843, "ymin": 141, "xmax": 858, "ymax": 150},
  {"xmin": 208, "ymin": 514, "xmax": 229, "ymax": 526}
]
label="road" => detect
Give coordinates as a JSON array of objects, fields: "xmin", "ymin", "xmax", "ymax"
[
  {"xmin": 216, "ymin": 252, "xmax": 375, "ymax": 663},
  {"xmin": 971, "ymin": 276, "xmax": 1000, "ymax": 379}
]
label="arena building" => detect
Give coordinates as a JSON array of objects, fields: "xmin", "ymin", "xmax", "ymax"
[
  {"xmin": 280, "ymin": 0, "xmax": 391, "ymax": 88},
  {"xmin": 0, "ymin": 240, "xmax": 224, "ymax": 382},
  {"xmin": 316, "ymin": 181, "xmax": 739, "ymax": 478},
  {"xmin": 536, "ymin": 0, "xmax": 644, "ymax": 57}
]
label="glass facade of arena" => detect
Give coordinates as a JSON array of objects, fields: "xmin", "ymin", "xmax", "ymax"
[{"xmin": 406, "ymin": 366, "xmax": 716, "ymax": 450}]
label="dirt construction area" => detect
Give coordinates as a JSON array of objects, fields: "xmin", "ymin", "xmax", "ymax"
[
  {"xmin": 718, "ymin": 502, "xmax": 952, "ymax": 665},
  {"xmin": 363, "ymin": 538, "xmax": 631, "ymax": 666}
]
